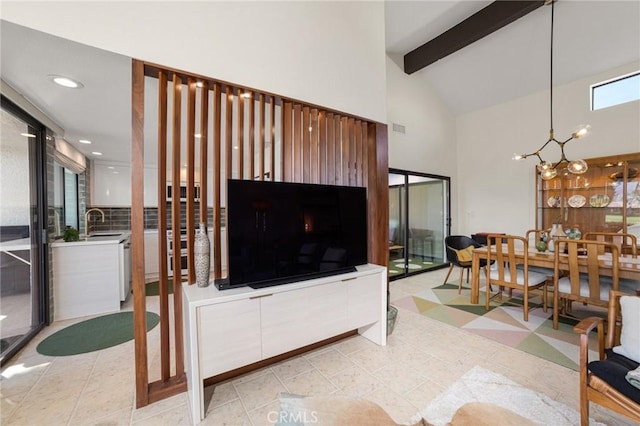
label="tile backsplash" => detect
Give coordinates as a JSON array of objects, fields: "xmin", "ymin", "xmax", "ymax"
[{"xmin": 87, "ymin": 204, "xmax": 223, "ymax": 232}]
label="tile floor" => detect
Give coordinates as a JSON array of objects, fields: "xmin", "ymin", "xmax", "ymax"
[{"xmin": 1, "ymin": 268, "xmax": 636, "ymax": 425}]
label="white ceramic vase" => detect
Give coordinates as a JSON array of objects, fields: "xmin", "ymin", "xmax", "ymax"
[{"xmin": 194, "ymin": 223, "xmax": 210, "ymax": 287}]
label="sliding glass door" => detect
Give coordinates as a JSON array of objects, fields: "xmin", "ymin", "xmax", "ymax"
[
  {"xmin": 388, "ymin": 169, "xmax": 450, "ymax": 280},
  {"xmin": 0, "ymin": 98, "xmax": 47, "ymax": 365}
]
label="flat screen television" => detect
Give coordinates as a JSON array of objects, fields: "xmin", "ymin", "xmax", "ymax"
[{"xmin": 216, "ymin": 179, "xmax": 368, "ymax": 290}]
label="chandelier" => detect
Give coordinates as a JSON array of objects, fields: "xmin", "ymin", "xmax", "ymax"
[{"xmin": 513, "ymin": 0, "xmax": 589, "ymax": 181}]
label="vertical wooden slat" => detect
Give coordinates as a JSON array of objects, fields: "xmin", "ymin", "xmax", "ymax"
[
  {"xmin": 186, "ymin": 78, "xmax": 196, "ymax": 285},
  {"xmin": 361, "ymin": 122, "xmax": 368, "ymax": 186},
  {"xmin": 318, "ymin": 111, "xmax": 327, "ymax": 184},
  {"xmin": 270, "ymin": 97, "xmax": 276, "ymax": 181},
  {"xmin": 248, "ymin": 93, "xmax": 255, "ymax": 181},
  {"xmin": 225, "ymin": 86, "xmax": 233, "ymax": 181},
  {"xmin": 279, "ymin": 99, "xmax": 285, "ymax": 182},
  {"xmin": 310, "ymin": 109, "xmax": 319, "ymax": 183},
  {"xmin": 156, "ymin": 71, "xmax": 170, "ymax": 382},
  {"xmin": 302, "ymin": 106, "xmax": 311, "ymax": 183},
  {"xmin": 259, "ymin": 94, "xmax": 265, "ymax": 180},
  {"xmin": 334, "ymin": 115, "xmax": 341, "ymax": 185},
  {"xmin": 341, "ymin": 116, "xmax": 349, "ymax": 185},
  {"xmin": 348, "ymin": 118, "xmax": 356, "ymax": 186},
  {"xmin": 213, "ymin": 84, "xmax": 222, "ymax": 279},
  {"xmin": 293, "ymin": 104, "xmax": 302, "ymax": 183},
  {"xmin": 326, "ymin": 113, "xmax": 335, "ymax": 185},
  {"xmin": 199, "ymin": 83, "xmax": 209, "ymax": 223},
  {"xmin": 132, "ymin": 59, "xmax": 149, "ymax": 408},
  {"xmin": 170, "ymin": 74, "xmax": 185, "ymax": 377},
  {"xmin": 283, "ymin": 101, "xmax": 293, "ymax": 181},
  {"xmin": 355, "ymin": 120, "xmax": 362, "ymax": 186},
  {"xmin": 368, "ymin": 122, "xmax": 389, "ymax": 268},
  {"xmin": 237, "ymin": 92, "xmax": 245, "ymax": 180}
]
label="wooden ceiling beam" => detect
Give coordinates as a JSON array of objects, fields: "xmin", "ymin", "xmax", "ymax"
[{"xmin": 404, "ymin": 0, "xmax": 545, "ymax": 75}]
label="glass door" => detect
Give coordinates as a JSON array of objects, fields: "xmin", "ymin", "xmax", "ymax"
[
  {"xmin": 388, "ymin": 169, "xmax": 450, "ymax": 280},
  {"xmin": 0, "ymin": 98, "xmax": 47, "ymax": 365}
]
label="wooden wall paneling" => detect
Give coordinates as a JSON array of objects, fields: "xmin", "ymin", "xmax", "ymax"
[
  {"xmin": 199, "ymin": 83, "xmax": 209, "ymax": 223},
  {"xmin": 310, "ymin": 109, "xmax": 319, "ymax": 183},
  {"xmin": 279, "ymin": 99, "xmax": 285, "ymax": 181},
  {"xmin": 156, "ymin": 71, "xmax": 170, "ymax": 382},
  {"xmin": 341, "ymin": 117, "xmax": 349, "ymax": 186},
  {"xmin": 354, "ymin": 120, "xmax": 362, "ymax": 187},
  {"xmin": 293, "ymin": 104, "xmax": 302, "ymax": 183},
  {"xmin": 333, "ymin": 115, "xmax": 342, "ymax": 185},
  {"xmin": 367, "ymin": 122, "xmax": 389, "ymax": 268},
  {"xmin": 258, "ymin": 94, "xmax": 266, "ymax": 180},
  {"xmin": 186, "ymin": 78, "xmax": 197, "ymax": 285},
  {"xmin": 302, "ymin": 106, "xmax": 311, "ymax": 183},
  {"xmin": 213, "ymin": 84, "xmax": 222, "ymax": 279},
  {"xmin": 269, "ymin": 96, "xmax": 276, "ymax": 181},
  {"xmin": 225, "ymin": 86, "xmax": 233, "ymax": 181},
  {"xmin": 348, "ymin": 118, "xmax": 356, "ymax": 186},
  {"xmin": 318, "ymin": 111, "xmax": 327, "ymax": 184},
  {"xmin": 248, "ymin": 93, "xmax": 255, "ymax": 182},
  {"xmin": 170, "ymin": 74, "xmax": 186, "ymax": 377},
  {"xmin": 132, "ymin": 59, "xmax": 149, "ymax": 408},
  {"xmin": 282, "ymin": 101, "xmax": 293, "ymax": 182},
  {"xmin": 326, "ymin": 113, "xmax": 335, "ymax": 185},
  {"xmin": 237, "ymin": 92, "xmax": 245, "ymax": 180},
  {"xmin": 361, "ymin": 122, "xmax": 368, "ymax": 186}
]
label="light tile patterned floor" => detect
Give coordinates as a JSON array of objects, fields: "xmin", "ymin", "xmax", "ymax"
[{"xmin": 1, "ymin": 268, "xmax": 636, "ymax": 425}]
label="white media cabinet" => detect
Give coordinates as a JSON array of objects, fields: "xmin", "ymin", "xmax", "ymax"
[{"xmin": 182, "ymin": 263, "xmax": 387, "ymax": 423}]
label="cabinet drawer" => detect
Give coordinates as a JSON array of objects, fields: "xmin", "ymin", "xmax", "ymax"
[
  {"xmin": 347, "ymin": 274, "xmax": 383, "ymax": 329},
  {"xmin": 197, "ymin": 298, "xmax": 261, "ymax": 378}
]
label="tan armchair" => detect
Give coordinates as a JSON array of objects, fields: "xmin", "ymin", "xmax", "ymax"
[{"xmin": 573, "ymin": 290, "xmax": 640, "ymax": 426}]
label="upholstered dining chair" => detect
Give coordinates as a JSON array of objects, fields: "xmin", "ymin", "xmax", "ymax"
[
  {"xmin": 443, "ymin": 235, "xmax": 486, "ymax": 294},
  {"xmin": 484, "ymin": 234, "xmax": 548, "ymax": 322},
  {"xmin": 573, "ymin": 290, "xmax": 640, "ymax": 426},
  {"xmin": 552, "ymin": 239, "xmax": 620, "ymax": 330}
]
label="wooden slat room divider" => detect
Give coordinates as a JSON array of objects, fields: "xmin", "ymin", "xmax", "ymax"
[{"xmin": 131, "ymin": 59, "xmax": 388, "ymax": 407}]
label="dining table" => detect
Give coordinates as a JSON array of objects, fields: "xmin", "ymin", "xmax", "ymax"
[{"xmin": 469, "ymin": 244, "xmax": 640, "ymax": 304}]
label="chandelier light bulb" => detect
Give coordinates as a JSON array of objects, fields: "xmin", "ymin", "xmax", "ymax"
[
  {"xmin": 572, "ymin": 124, "xmax": 591, "ymax": 139},
  {"xmin": 541, "ymin": 168, "xmax": 558, "ymax": 180},
  {"xmin": 513, "ymin": 153, "xmax": 524, "ymax": 161},
  {"xmin": 537, "ymin": 161, "xmax": 553, "ymax": 172},
  {"xmin": 567, "ymin": 159, "xmax": 588, "ymax": 174}
]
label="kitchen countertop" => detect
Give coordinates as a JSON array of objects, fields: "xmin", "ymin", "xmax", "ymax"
[{"xmin": 51, "ymin": 231, "xmax": 131, "ymax": 247}]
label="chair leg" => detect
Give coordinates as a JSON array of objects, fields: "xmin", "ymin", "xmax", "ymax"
[
  {"xmin": 466, "ymin": 267, "xmax": 470, "ymax": 283},
  {"xmin": 458, "ymin": 267, "xmax": 465, "ymax": 294},
  {"xmin": 523, "ymin": 287, "xmax": 529, "ymax": 322},
  {"xmin": 442, "ymin": 264, "xmax": 454, "ymax": 286}
]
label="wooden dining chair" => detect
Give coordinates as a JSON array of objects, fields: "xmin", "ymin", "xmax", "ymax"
[
  {"xmin": 583, "ymin": 232, "xmax": 639, "ymax": 295},
  {"xmin": 552, "ymin": 239, "xmax": 620, "ymax": 330},
  {"xmin": 573, "ymin": 290, "xmax": 640, "ymax": 426},
  {"xmin": 484, "ymin": 234, "xmax": 548, "ymax": 321}
]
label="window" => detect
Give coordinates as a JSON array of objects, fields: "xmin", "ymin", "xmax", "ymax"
[
  {"xmin": 53, "ymin": 163, "xmax": 79, "ymax": 235},
  {"xmin": 591, "ymin": 71, "xmax": 640, "ymax": 111}
]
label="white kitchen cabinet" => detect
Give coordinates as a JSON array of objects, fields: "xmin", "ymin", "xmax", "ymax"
[
  {"xmin": 144, "ymin": 231, "xmax": 159, "ymax": 279},
  {"xmin": 92, "ymin": 163, "xmax": 131, "ymax": 206},
  {"xmin": 119, "ymin": 238, "xmax": 132, "ymax": 301},
  {"xmin": 182, "ymin": 264, "xmax": 386, "ymax": 422}
]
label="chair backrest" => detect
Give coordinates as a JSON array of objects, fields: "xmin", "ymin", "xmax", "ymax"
[
  {"xmin": 485, "ymin": 234, "xmax": 529, "ymax": 286},
  {"xmin": 583, "ymin": 232, "xmax": 637, "ymax": 258},
  {"xmin": 444, "ymin": 235, "xmax": 478, "ymax": 265},
  {"xmin": 554, "ymin": 239, "xmax": 619, "ymax": 303},
  {"xmin": 605, "ymin": 290, "xmax": 628, "ymax": 350}
]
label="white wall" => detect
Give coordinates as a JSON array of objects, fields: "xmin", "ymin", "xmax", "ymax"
[
  {"xmin": 385, "ymin": 55, "xmax": 458, "ymax": 230},
  {"xmin": 2, "ymin": 1, "xmax": 387, "ymax": 124},
  {"xmin": 456, "ymin": 61, "xmax": 640, "ymax": 237}
]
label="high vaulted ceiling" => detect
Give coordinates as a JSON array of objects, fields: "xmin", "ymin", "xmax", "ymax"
[{"xmin": 1, "ymin": 1, "xmax": 639, "ymax": 165}]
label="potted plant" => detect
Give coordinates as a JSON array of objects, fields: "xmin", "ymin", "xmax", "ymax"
[{"xmin": 63, "ymin": 226, "xmax": 80, "ymax": 242}]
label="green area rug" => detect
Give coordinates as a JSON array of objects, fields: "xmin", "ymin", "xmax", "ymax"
[
  {"xmin": 145, "ymin": 279, "xmax": 174, "ymax": 296},
  {"xmin": 36, "ymin": 311, "xmax": 159, "ymax": 356},
  {"xmin": 393, "ymin": 282, "xmax": 602, "ymax": 371}
]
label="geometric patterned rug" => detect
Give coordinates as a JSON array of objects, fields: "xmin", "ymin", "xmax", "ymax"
[{"xmin": 392, "ymin": 282, "xmax": 603, "ymax": 371}]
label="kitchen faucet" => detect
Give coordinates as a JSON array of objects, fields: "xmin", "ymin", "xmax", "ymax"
[{"xmin": 84, "ymin": 208, "xmax": 105, "ymax": 236}]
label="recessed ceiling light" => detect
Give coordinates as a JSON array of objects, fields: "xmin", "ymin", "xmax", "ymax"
[
  {"xmin": 107, "ymin": 166, "xmax": 115, "ymax": 169},
  {"xmin": 196, "ymin": 82, "xmax": 203, "ymax": 88},
  {"xmin": 195, "ymin": 133, "xmax": 201, "ymax": 138},
  {"xmin": 78, "ymin": 139, "xmax": 92, "ymax": 144},
  {"xmin": 113, "ymin": 171, "xmax": 119, "ymax": 174},
  {"xmin": 49, "ymin": 75, "xmax": 84, "ymax": 89},
  {"xmin": 242, "ymin": 92, "xmax": 252, "ymax": 98},
  {"xmin": 91, "ymin": 151, "xmax": 103, "ymax": 156},
  {"xmin": 20, "ymin": 133, "xmax": 36, "ymax": 138}
]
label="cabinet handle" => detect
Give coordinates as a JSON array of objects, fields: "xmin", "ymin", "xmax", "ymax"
[
  {"xmin": 341, "ymin": 277, "xmax": 357, "ymax": 282},
  {"xmin": 249, "ymin": 294, "xmax": 273, "ymax": 300}
]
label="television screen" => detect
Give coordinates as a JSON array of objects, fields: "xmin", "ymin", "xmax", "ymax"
[{"xmin": 218, "ymin": 179, "xmax": 368, "ymax": 290}]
